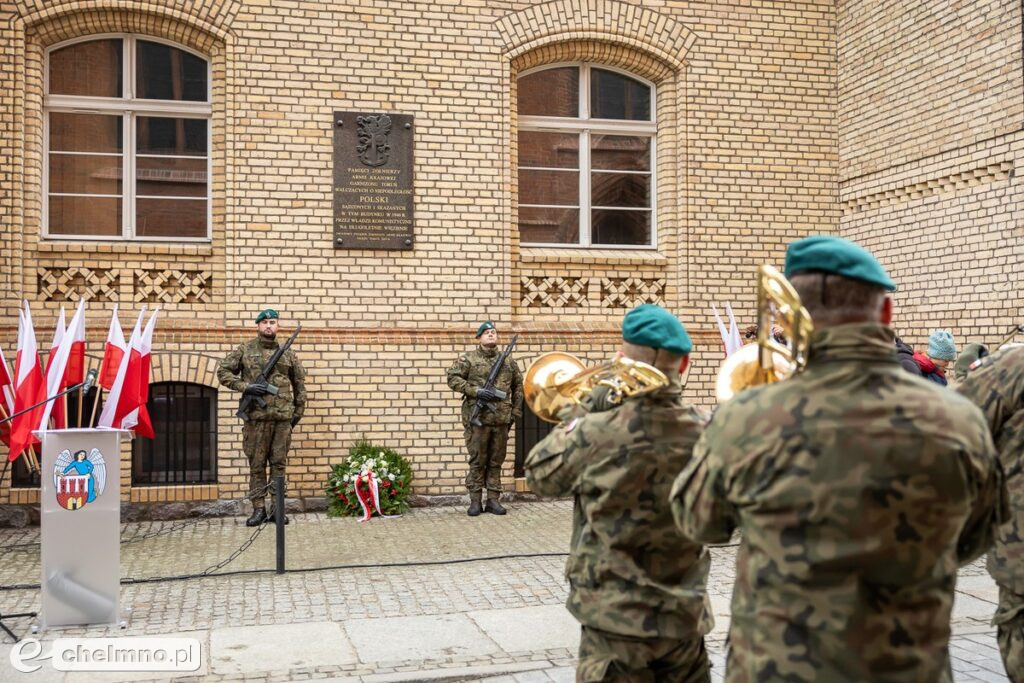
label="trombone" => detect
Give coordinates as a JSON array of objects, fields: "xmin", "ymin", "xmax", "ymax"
[{"xmin": 715, "ymin": 265, "xmax": 813, "ymax": 402}]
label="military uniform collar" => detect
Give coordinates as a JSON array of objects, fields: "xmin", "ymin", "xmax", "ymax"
[
  {"xmin": 257, "ymin": 337, "xmax": 279, "ymax": 350},
  {"xmin": 477, "ymin": 345, "xmax": 499, "ymax": 357},
  {"xmin": 807, "ymin": 323, "xmax": 898, "ymax": 364}
]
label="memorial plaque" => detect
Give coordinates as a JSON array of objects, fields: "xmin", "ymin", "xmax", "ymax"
[{"xmin": 333, "ymin": 111, "xmax": 414, "ymax": 249}]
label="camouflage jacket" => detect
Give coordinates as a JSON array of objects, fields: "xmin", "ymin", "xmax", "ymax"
[
  {"xmin": 446, "ymin": 345, "xmax": 523, "ymax": 427},
  {"xmin": 957, "ymin": 345, "xmax": 1024, "ymax": 624},
  {"xmin": 217, "ymin": 337, "xmax": 307, "ymax": 422},
  {"xmin": 671, "ymin": 323, "xmax": 1005, "ymax": 682},
  {"xmin": 524, "ymin": 378, "xmax": 713, "ymax": 640}
]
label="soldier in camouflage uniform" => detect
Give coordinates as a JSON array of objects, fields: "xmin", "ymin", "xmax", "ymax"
[
  {"xmin": 218, "ymin": 309, "xmax": 307, "ymax": 526},
  {"xmin": 446, "ymin": 321, "xmax": 523, "ymax": 516},
  {"xmin": 958, "ymin": 345, "xmax": 1024, "ymax": 680},
  {"xmin": 525, "ymin": 305, "xmax": 713, "ymax": 682},
  {"xmin": 671, "ymin": 236, "xmax": 1006, "ymax": 682}
]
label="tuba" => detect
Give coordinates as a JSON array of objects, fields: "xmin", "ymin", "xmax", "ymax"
[
  {"xmin": 715, "ymin": 264, "xmax": 813, "ymax": 402},
  {"xmin": 524, "ymin": 352, "xmax": 670, "ymax": 423}
]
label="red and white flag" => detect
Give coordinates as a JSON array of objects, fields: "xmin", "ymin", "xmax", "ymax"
[
  {"xmin": 38, "ymin": 300, "xmax": 85, "ymax": 432},
  {"xmin": 97, "ymin": 308, "xmax": 145, "ymax": 432},
  {"xmin": 65, "ymin": 299, "xmax": 86, "ymax": 387},
  {"xmin": 0, "ymin": 346, "xmax": 15, "ymax": 415},
  {"xmin": 9, "ymin": 304, "xmax": 45, "ymax": 462},
  {"xmin": 121, "ymin": 309, "xmax": 158, "ymax": 438},
  {"xmin": 99, "ymin": 305, "xmax": 126, "ymax": 390},
  {"xmin": 43, "ymin": 307, "xmax": 67, "ymax": 429}
]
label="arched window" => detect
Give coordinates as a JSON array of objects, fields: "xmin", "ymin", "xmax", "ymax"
[
  {"xmin": 132, "ymin": 382, "xmax": 217, "ymax": 485},
  {"xmin": 517, "ymin": 64, "xmax": 655, "ymax": 247},
  {"xmin": 44, "ymin": 35, "xmax": 211, "ymax": 240}
]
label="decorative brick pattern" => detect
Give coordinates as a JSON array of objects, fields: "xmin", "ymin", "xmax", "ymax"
[
  {"xmin": 843, "ymin": 162, "xmax": 1014, "ymax": 214},
  {"xmin": 134, "ymin": 269, "xmax": 213, "ymax": 304},
  {"xmin": 600, "ymin": 277, "xmax": 665, "ymax": 307},
  {"xmin": 520, "ymin": 277, "xmax": 590, "ymax": 308},
  {"xmin": 37, "ymin": 266, "xmax": 119, "ymax": 302}
]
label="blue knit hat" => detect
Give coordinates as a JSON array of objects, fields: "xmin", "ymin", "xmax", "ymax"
[{"xmin": 927, "ymin": 329, "xmax": 957, "ymax": 361}]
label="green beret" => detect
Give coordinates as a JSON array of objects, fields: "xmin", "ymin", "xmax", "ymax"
[
  {"xmin": 475, "ymin": 321, "xmax": 496, "ymax": 338},
  {"xmin": 621, "ymin": 304, "xmax": 692, "ymax": 355},
  {"xmin": 255, "ymin": 308, "xmax": 279, "ymax": 324},
  {"xmin": 953, "ymin": 342, "xmax": 989, "ymax": 381},
  {"xmin": 784, "ymin": 235, "xmax": 896, "ymax": 292}
]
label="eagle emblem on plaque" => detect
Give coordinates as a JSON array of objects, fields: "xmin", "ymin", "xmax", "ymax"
[
  {"xmin": 356, "ymin": 114, "xmax": 392, "ymax": 167},
  {"xmin": 53, "ymin": 448, "xmax": 107, "ymax": 511}
]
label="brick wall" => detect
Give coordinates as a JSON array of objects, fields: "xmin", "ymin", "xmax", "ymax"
[
  {"xmin": 0, "ymin": 0, "xmax": 838, "ymax": 505},
  {"xmin": 838, "ymin": 0, "xmax": 1024, "ymax": 355}
]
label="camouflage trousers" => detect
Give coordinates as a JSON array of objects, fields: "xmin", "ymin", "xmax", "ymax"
[
  {"xmin": 463, "ymin": 424, "xmax": 509, "ymax": 497},
  {"xmin": 576, "ymin": 626, "xmax": 710, "ymax": 683},
  {"xmin": 242, "ymin": 420, "xmax": 291, "ymax": 510},
  {"xmin": 996, "ymin": 586, "xmax": 1024, "ymax": 682}
]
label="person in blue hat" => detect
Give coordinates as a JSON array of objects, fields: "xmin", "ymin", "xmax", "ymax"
[
  {"xmin": 446, "ymin": 321, "xmax": 523, "ymax": 516},
  {"xmin": 218, "ymin": 308, "xmax": 306, "ymax": 526},
  {"xmin": 525, "ymin": 304, "xmax": 713, "ymax": 681},
  {"xmin": 672, "ymin": 235, "xmax": 1005, "ymax": 682}
]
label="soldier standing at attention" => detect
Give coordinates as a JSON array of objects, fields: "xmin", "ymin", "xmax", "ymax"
[
  {"xmin": 525, "ymin": 305, "xmax": 713, "ymax": 682},
  {"xmin": 671, "ymin": 236, "xmax": 1006, "ymax": 682},
  {"xmin": 218, "ymin": 309, "xmax": 306, "ymax": 526},
  {"xmin": 958, "ymin": 346, "xmax": 1024, "ymax": 681},
  {"xmin": 446, "ymin": 321, "xmax": 523, "ymax": 516}
]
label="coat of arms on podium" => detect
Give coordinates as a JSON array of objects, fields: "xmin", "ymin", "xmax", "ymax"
[{"xmin": 53, "ymin": 448, "xmax": 107, "ymax": 511}]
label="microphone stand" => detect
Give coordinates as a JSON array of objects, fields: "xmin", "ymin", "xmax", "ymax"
[{"xmin": 0, "ymin": 374, "xmax": 97, "ymax": 426}]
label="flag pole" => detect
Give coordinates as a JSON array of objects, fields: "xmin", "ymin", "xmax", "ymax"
[
  {"xmin": 0, "ymin": 402, "xmax": 40, "ymax": 475},
  {"xmin": 76, "ymin": 369, "xmax": 85, "ymax": 428},
  {"xmin": 88, "ymin": 356, "xmax": 105, "ymax": 428}
]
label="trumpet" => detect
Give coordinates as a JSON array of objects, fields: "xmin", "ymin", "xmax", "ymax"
[
  {"xmin": 715, "ymin": 264, "xmax": 813, "ymax": 402},
  {"xmin": 523, "ymin": 352, "xmax": 670, "ymax": 423}
]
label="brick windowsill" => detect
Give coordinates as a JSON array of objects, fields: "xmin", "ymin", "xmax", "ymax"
[{"xmin": 518, "ymin": 246, "xmax": 669, "ymax": 266}]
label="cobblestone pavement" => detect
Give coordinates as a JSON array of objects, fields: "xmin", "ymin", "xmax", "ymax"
[{"xmin": 0, "ymin": 501, "xmax": 1010, "ymax": 681}]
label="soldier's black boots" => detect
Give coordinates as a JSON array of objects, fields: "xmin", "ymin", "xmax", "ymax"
[
  {"xmin": 467, "ymin": 499, "xmax": 483, "ymax": 516},
  {"xmin": 246, "ymin": 507, "xmax": 267, "ymax": 527},
  {"xmin": 485, "ymin": 498, "xmax": 507, "ymax": 515},
  {"xmin": 268, "ymin": 511, "xmax": 290, "ymax": 525}
]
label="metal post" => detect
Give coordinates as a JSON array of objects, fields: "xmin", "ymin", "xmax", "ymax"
[{"xmin": 274, "ymin": 476, "xmax": 285, "ymax": 574}]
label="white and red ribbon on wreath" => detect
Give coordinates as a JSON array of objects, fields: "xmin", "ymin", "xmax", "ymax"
[{"xmin": 354, "ymin": 470, "xmax": 401, "ymax": 522}]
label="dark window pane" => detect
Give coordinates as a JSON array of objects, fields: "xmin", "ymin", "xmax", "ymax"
[
  {"xmin": 136, "ymin": 198, "xmax": 207, "ymax": 238},
  {"xmin": 514, "ymin": 406, "xmax": 554, "ymax": 476},
  {"xmin": 49, "ymin": 196, "xmax": 122, "ymax": 236},
  {"xmin": 11, "ymin": 454, "xmax": 40, "ymax": 488},
  {"xmin": 520, "ymin": 169, "xmax": 578, "ymax": 205},
  {"xmin": 519, "ymin": 206, "xmax": 579, "ymax": 244},
  {"xmin": 50, "ymin": 113, "xmax": 122, "ymax": 153},
  {"xmin": 518, "ymin": 131, "xmax": 579, "ymax": 168},
  {"xmin": 132, "ymin": 382, "xmax": 217, "ymax": 485},
  {"xmin": 518, "ymin": 67, "xmax": 579, "ymax": 117},
  {"xmin": 137, "ymin": 157, "xmax": 207, "ymax": 197},
  {"xmin": 136, "ymin": 41, "xmax": 208, "ymax": 101},
  {"xmin": 49, "ymin": 39, "xmax": 122, "ymax": 97},
  {"xmin": 590, "ymin": 68, "xmax": 651, "ymax": 120},
  {"xmin": 591, "ymin": 135, "xmax": 651, "ymax": 171},
  {"xmin": 137, "ymin": 117, "xmax": 207, "ymax": 156},
  {"xmin": 592, "ymin": 209, "xmax": 650, "ymax": 245},
  {"xmin": 50, "ymin": 154, "xmax": 122, "ymax": 195},
  {"xmin": 591, "ymin": 172, "xmax": 650, "ymax": 208}
]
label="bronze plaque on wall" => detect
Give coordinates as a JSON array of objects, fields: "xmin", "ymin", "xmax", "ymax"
[{"xmin": 333, "ymin": 111, "xmax": 414, "ymax": 249}]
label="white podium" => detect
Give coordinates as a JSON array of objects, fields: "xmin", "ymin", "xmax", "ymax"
[{"xmin": 34, "ymin": 428, "xmax": 128, "ymax": 629}]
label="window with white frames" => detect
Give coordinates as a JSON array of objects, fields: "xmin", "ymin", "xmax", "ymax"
[
  {"xmin": 44, "ymin": 35, "xmax": 211, "ymax": 240},
  {"xmin": 517, "ymin": 64, "xmax": 655, "ymax": 247}
]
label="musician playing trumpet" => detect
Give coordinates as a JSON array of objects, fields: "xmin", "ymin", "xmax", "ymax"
[{"xmin": 525, "ymin": 304, "xmax": 713, "ymax": 682}]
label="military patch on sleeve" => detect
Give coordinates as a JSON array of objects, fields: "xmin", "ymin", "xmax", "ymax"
[{"xmin": 563, "ymin": 417, "xmax": 579, "ymax": 433}]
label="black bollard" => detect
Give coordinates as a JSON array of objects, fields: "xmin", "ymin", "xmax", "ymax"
[{"xmin": 275, "ymin": 476, "xmax": 285, "ymax": 574}]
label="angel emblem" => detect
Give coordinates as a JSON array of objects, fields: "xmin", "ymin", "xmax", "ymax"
[
  {"xmin": 53, "ymin": 448, "xmax": 107, "ymax": 511},
  {"xmin": 356, "ymin": 115, "xmax": 392, "ymax": 167}
]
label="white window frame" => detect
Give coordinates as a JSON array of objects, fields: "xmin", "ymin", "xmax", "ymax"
[
  {"xmin": 42, "ymin": 34, "xmax": 212, "ymax": 242},
  {"xmin": 518, "ymin": 63, "xmax": 657, "ymax": 250}
]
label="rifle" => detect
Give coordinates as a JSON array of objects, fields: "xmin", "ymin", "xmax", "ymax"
[
  {"xmin": 236, "ymin": 325, "xmax": 302, "ymax": 421},
  {"xmin": 469, "ymin": 334, "xmax": 519, "ymax": 427}
]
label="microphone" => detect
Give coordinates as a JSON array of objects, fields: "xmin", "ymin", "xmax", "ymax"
[{"xmin": 82, "ymin": 368, "xmax": 98, "ymax": 393}]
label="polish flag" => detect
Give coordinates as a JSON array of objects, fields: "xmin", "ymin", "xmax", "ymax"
[
  {"xmin": 38, "ymin": 300, "xmax": 86, "ymax": 432},
  {"xmin": 99, "ymin": 305, "xmax": 126, "ymax": 390},
  {"xmin": 0, "ymin": 347, "xmax": 14, "ymax": 447},
  {"xmin": 9, "ymin": 304, "xmax": 45, "ymax": 462},
  {"xmin": 64, "ymin": 299, "xmax": 87, "ymax": 386},
  {"xmin": 43, "ymin": 307, "xmax": 67, "ymax": 429},
  {"xmin": 97, "ymin": 308, "xmax": 144, "ymax": 431},
  {"xmin": 121, "ymin": 309, "xmax": 157, "ymax": 438}
]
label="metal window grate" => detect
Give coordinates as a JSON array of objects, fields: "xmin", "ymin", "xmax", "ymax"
[{"xmin": 132, "ymin": 381, "xmax": 217, "ymax": 485}]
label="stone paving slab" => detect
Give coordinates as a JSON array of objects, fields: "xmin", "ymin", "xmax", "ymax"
[
  {"xmin": 211, "ymin": 621, "xmax": 356, "ymax": 675},
  {"xmin": 467, "ymin": 605, "xmax": 579, "ymax": 654},
  {"xmin": 345, "ymin": 613, "xmax": 502, "ymax": 664}
]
